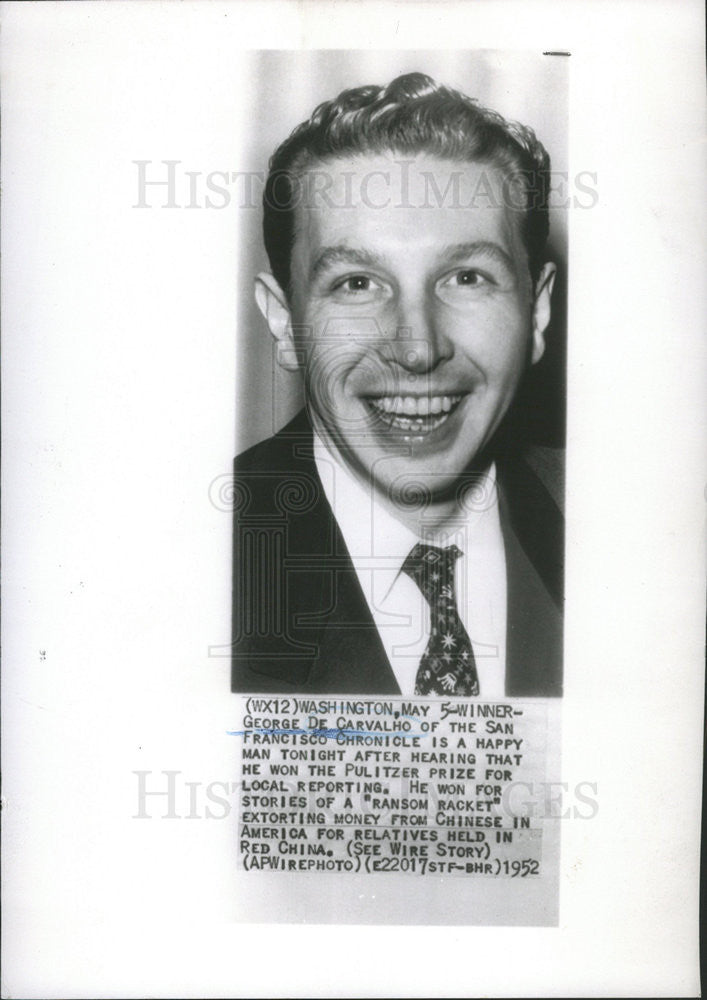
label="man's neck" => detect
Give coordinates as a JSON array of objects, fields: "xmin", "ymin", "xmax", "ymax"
[{"xmin": 310, "ymin": 413, "xmax": 494, "ymax": 539}]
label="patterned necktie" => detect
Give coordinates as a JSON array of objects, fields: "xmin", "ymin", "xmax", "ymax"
[{"xmin": 402, "ymin": 543, "xmax": 480, "ymax": 697}]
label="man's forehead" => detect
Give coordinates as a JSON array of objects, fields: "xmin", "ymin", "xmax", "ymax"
[
  {"xmin": 297, "ymin": 151, "xmax": 511, "ymax": 206},
  {"xmin": 291, "ymin": 152, "xmax": 524, "ymax": 272}
]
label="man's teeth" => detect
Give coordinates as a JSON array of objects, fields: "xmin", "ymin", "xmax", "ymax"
[
  {"xmin": 369, "ymin": 394, "xmax": 462, "ymax": 417},
  {"xmin": 366, "ymin": 394, "xmax": 464, "ymax": 434}
]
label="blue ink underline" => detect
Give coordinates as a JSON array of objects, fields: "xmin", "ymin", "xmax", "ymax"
[{"xmin": 227, "ymin": 727, "xmax": 426, "ymax": 740}]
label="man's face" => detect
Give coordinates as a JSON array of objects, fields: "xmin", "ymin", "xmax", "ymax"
[{"xmin": 258, "ymin": 153, "xmax": 555, "ymax": 506}]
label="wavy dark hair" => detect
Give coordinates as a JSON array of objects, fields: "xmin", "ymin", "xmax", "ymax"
[{"xmin": 263, "ymin": 72, "xmax": 552, "ymax": 296}]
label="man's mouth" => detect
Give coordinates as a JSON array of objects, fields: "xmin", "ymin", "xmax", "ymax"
[{"xmin": 365, "ymin": 394, "xmax": 465, "ymax": 435}]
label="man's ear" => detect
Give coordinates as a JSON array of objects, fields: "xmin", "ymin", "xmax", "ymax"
[
  {"xmin": 530, "ymin": 262, "xmax": 557, "ymax": 365},
  {"xmin": 254, "ymin": 271, "xmax": 300, "ymax": 372}
]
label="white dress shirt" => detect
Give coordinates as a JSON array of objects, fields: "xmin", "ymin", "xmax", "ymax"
[{"xmin": 313, "ymin": 432, "xmax": 507, "ymax": 697}]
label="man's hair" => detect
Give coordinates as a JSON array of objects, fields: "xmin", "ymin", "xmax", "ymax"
[{"xmin": 263, "ymin": 72, "xmax": 552, "ymax": 296}]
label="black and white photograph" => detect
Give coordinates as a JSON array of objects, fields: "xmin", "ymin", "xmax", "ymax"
[
  {"xmin": 1, "ymin": 1, "xmax": 704, "ymax": 996},
  {"xmin": 231, "ymin": 53, "xmax": 567, "ymax": 699}
]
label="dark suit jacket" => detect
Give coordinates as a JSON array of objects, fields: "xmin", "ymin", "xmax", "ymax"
[{"xmin": 231, "ymin": 410, "xmax": 563, "ymax": 696}]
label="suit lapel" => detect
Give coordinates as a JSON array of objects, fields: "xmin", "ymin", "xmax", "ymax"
[{"xmin": 236, "ymin": 412, "xmax": 400, "ymax": 694}]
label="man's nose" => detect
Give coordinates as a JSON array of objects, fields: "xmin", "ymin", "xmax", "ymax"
[{"xmin": 387, "ymin": 293, "xmax": 453, "ymax": 373}]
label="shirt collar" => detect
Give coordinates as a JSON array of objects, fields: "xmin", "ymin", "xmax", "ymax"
[
  {"xmin": 313, "ymin": 430, "xmax": 418, "ymax": 604},
  {"xmin": 312, "ymin": 427, "xmax": 497, "ymax": 603}
]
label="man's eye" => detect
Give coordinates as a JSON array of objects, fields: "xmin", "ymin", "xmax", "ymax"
[
  {"xmin": 336, "ymin": 275, "xmax": 373, "ymax": 293},
  {"xmin": 451, "ymin": 269, "xmax": 487, "ymax": 287}
]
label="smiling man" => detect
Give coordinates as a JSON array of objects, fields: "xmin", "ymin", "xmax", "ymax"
[{"xmin": 231, "ymin": 73, "xmax": 564, "ymax": 697}]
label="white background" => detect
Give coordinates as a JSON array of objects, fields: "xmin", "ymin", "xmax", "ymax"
[{"xmin": 1, "ymin": 1, "xmax": 705, "ymax": 997}]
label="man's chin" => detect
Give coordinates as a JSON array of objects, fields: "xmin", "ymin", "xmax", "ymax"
[{"xmin": 368, "ymin": 460, "xmax": 476, "ymax": 512}]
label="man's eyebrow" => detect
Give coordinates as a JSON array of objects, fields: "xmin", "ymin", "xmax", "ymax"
[
  {"xmin": 441, "ymin": 241, "xmax": 516, "ymax": 272},
  {"xmin": 310, "ymin": 245, "xmax": 386, "ymax": 281}
]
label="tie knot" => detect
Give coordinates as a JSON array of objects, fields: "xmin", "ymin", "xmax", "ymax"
[{"xmin": 402, "ymin": 543, "xmax": 462, "ymax": 600}]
